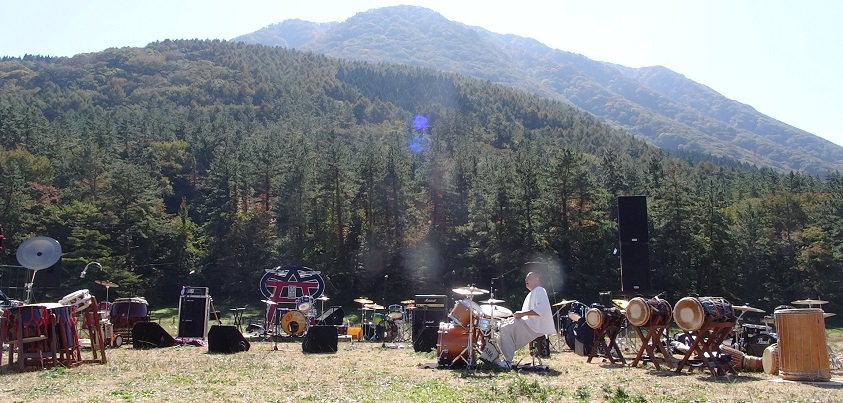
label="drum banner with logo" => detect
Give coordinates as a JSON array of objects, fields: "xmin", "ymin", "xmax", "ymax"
[{"xmin": 260, "ymin": 266, "xmax": 325, "ymax": 326}]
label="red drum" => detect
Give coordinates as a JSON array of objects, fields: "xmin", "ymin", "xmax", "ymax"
[
  {"xmin": 437, "ymin": 322, "xmax": 483, "ymax": 367},
  {"xmin": 448, "ymin": 299, "xmax": 482, "ymax": 328},
  {"xmin": 674, "ymin": 296, "xmax": 735, "ymax": 331},
  {"xmin": 110, "ymin": 297, "xmax": 150, "ymax": 340},
  {"xmin": 775, "ymin": 308, "xmax": 829, "ymax": 381},
  {"xmin": 3, "ymin": 304, "xmax": 51, "ymax": 352},
  {"xmin": 45, "ymin": 303, "xmax": 79, "ymax": 349},
  {"xmin": 585, "ymin": 306, "xmax": 624, "ymax": 330},
  {"xmin": 626, "ymin": 297, "xmax": 673, "ymax": 327}
]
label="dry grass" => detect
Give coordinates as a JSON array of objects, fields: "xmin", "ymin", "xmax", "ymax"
[{"xmin": 2, "ymin": 321, "xmax": 843, "ymax": 402}]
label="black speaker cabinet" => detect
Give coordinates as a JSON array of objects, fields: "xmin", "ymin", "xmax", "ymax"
[
  {"xmin": 316, "ymin": 306, "xmax": 345, "ymax": 326},
  {"xmin": 618, "ymin": 196, "xmax": 648, "ymax": 244},
  {"xmin": 208, "ymin": 325, "xmax": 251, "ymax": 353},
  {"xmin": 620, "ymin": 243, "xmax": 651, "ymax": 292},
  {"xmin": 132, "ymin": 322, "xmax": 176, "ymax": 349},
  {"xmin": 178, "ymin": 294, "xmax": 210, "ymax": 339},
  {"xmin": 302, "ymin": 325, "xmax": 338, "ymax": 353},
  {"xmin": 412, "ymin": 308, "xmax": 446, "ymax": 352}
]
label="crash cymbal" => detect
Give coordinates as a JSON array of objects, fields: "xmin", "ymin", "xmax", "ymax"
[
  {"xmin": 553, "ymin": 299, "xmax": 576, "ymax": 307},
  {"xmin": 95, "ymin": 280, "xmax": 119, "ymax": 288},
  {"xmin": 452, "ymin": 286, "xmax": 489, "ymax": 295},
  {"xmin": 354, "ymin": 297, "xmax": 374, "ymax": 304},
  {"xmin": 365, "ymin": 304, "xmax": 385, "ymax": 310},
  {"xmin": 401, "ymin": 299, "xmax": 415, "ymax": 305},
  {"xmin": 481, "ymin": 298, "xmax": 506, "ymax": 304},
  {"xmin": 824, "ymin": 312, "xmax": 836, "ymax": 318},
  {"xmin": 612, "ymin": 299, "xmax": 629, "ymax": 309},
  {"xmin": 791, "ymin": 299, "xmax": 829, "ymax": 305},
  {"xmin": 733, "ymin": 305, "xmax": 765, "ymax": 313},
  {"xmin": 316, "ymin": 295, "xmax": 330, "ymax": 301},
  {"xmin": 261, "ymin": 299, "xmax": 277, "ymax": 305},
  {"xmin": 480, "ymin": 304, "xmax": 513, "ymax": 318},
  {"xmin": 361, "ymin": 307, "xmax": 373, "ymax": 311}
]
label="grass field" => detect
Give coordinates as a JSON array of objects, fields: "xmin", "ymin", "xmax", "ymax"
[{"xmin": 2, "ymin": 309, "xmax": 843, "ymax": 402}]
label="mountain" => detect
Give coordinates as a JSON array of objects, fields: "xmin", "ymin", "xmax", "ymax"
[{"xmin": 233, "ymin": 5, "xmax": 843, "ymax": 175}]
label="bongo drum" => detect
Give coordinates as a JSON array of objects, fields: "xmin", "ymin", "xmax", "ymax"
[
  {"xmin": 774, "ymin": 308, "xmax": 829, "ymax": 381},
  {"xmin": 626, "ymin": 297, "xmax": 672, "ymax": 327},
  {"xmin": 674, "ymin": 296, "xmax": 735, "ymax": 331},
  {"xmin": 762, "ymin": 343, "xmax": 779, "ymax": 375}
]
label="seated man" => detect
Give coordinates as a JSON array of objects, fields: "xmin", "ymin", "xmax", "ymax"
[{"xmin": 496, "ymin": 270, "xmax": 556, "ymax": 369}]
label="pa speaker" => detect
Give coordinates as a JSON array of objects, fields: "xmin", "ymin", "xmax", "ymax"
[
  {"xmin": 618, "ymin": 196, "xmax": 648, "ymax": 244},
  {"xmin": 412, "ymin": 306, "xmax": 447, "ymax": 352},
  {"xmin": 208, "ymin": 325, "xmax": 250, "ymax": 353},
  {"xmin": 316, "ymin": 306, "xmax": 345, "ymax": 326},
  {"xmin": 302, "ymin": 325, "xmax": 338, "ymax": 353},
  {"xmin": 132, "ymin": 322, "xmax": 176, "ymax": 349},
  {"xmin": 621, "ymin": 243, "xmax": 651, "ymax": 292},
  {"xmin": 178, "ymin": 295, "xmax": 209, "ymax": 339}
]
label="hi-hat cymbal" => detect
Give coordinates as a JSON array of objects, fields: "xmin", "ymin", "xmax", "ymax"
[
  {"xmin": 365, "ymin": 304, "xmax": 385, "ymax": 310},
  {"xmin": 733, "ymin": 305, "xmax": 765, "ymax": 313},
  {"xmin": 480, "ymin": 304, "xmax": 513, "ymax": 318},
  {"xmin": 553, "ymin": 299, "xmax": 576, "ymax": 307},
  {"xmin": 824, "ymin": 312, "xmax": 836, "ymax": 318},
  {"xmin": 354, "ymin": 297, "xmax": 374, "ymax": 304},
  {"xmin": 401, "ymin": 299, "xmax": 415, "ymax": 305},
  {"xmin": 612, "ymin": 299, "xmax": 629, "ymax": 309},
  {"xmin": 791, "ymin": 299, "xmax": 829, "ymax": 305},
  {"xmin": 452, "ymin": 286, "xmax": 489, "ymax": 295},
  {"xmin": 95, "ymin": 280, "xmax": 119, "ymax": 288},
  {"xmin": 316, "ymin": 295, "xmax": 330, "ymax": 301},
  {"xmin": 261, "ymin": 299, "xmax": 277, "ymax": 305},
  {"xmin": 481, "ymin": 298, "xmax": 505, "ymax": 304}
]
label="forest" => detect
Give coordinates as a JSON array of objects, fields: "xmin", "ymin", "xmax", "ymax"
[{"xmin": 0, "ymin": 40, "xmax": 840, "ymax": 315}]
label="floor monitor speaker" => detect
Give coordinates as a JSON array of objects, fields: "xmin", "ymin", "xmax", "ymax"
[
  {"xmin": 208, "ymin": 325, "xmax": 251, "ymax": 353},
  {"xmin": 303, "ymin": 325, "xmax": 338, "ymax": 353},
  {"xmin": 132, "ymin": 322, "xmax": 176, "ymax": 349}
]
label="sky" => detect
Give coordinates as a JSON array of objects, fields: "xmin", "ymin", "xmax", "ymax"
[{"xmin": 2, "ymin": 1, "xmax": 841, "ymax": 148}]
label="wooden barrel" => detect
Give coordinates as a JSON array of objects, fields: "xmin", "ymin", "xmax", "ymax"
[
  {"xmin": 762, "ymin": 343, "xmax": 779, "ymax": 375},
  {"xmin": 673, "ymin": 296, "xmax": 734, "ymax": 331},
  {"xmin": 774, "ymin": 308, "xmax": 829, "ymax": 381}
]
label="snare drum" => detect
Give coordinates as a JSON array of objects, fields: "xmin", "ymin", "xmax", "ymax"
[
  {"xmin": 281, "ymin": 310, "xmax": 307, "ymax": 335},
  {"xmin": 60, "ymin": 289, "xmax": 93, "ymax": 312},
  {"xmin": 387, "ymin": 304, "xmax": 405, "ymax": 321},
  {"xmin": 296, "ymin": 296, "xmax": 314, "ymax": 312},
  {"xmin": 448, "ymin": 299, "xmax": 483, "ymax": 328}
]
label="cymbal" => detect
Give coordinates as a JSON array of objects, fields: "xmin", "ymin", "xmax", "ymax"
[
  {"xmin": 481, "ymin": 298, "xmax": 505, "ymax": 304},
  {"xmin": 401, "ymin": 299, "xmax": 415, "ymax": 305},
  {"xmin": 95, "ymin": 280, "xmax": 119, "ymax": 288},
  {"xmin": 733, "ymin": 305, "xmax": 765, "ymax": 313},
  {"xmin": 316, "ymin": 295, "xmax": 330, "ymax": 301},
  {"xmin": 261, "ymin": 299, "xmax": 277, "ymax": 305},
  {"xmin": 354, "ymin": 297, "xmax": 374, "ymax": 304},
  {"xmin": 361, "ymin": 307, "xmax": 373, "ymax": 311},
  {"xmin": 480, "ymin": 304, "xmax": 513, "ymax": 318},
  {"xmin": 452, "ymin": 286, "xmax": 489, "ymax": 295},
  {"xmin": 365, "ymin": 304, "xmax": 385, "ymax": 310},
  {"xmin": 612, "ymin": 299, "xmax": 629, "ymax": 309},
  {"xmin": 553, "ymin": 299, "xmax": 576, "ymax": 307},
  {"xmin": 824, "ymin": 312, "xmax": 836, "ymax": 318},
  {"xmin": 791, "ymin": 299, "xmax": 829, "ymax": 305}
]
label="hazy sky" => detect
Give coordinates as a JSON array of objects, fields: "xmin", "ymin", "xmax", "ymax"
[{"xmin": 2, "ymin": 1, "xmax": 841, "ymax": 147}]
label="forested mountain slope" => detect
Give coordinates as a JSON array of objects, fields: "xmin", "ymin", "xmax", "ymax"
[{"xmin": 235, "ymin": 5, "xmax": 843, "ymax": 175}]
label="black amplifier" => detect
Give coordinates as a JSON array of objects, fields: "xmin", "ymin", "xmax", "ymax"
[{"xmin": 414, "ymin": 294, "xmax": 447, "ymax": 309}]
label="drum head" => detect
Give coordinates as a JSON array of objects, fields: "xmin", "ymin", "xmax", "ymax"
[
  {"xmin": 674, "ymin": 297, "xmax": 705, "ymax": 331},
  {"xmin": 625, "ymin": 297, "xmax": 650, "ymax": 327}
]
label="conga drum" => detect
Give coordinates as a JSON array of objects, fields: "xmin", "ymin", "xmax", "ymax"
[
  {"xmin": 673, "ymin": 296, "xmax": 735, "ymax": 331},
  {"xmin": 626, "ymin": 297, "xmax": 672, "ymax": 327},
  {"xmin": 762, "ymin": 343, "xmax": 779, "ymax": 375},
  {"xmin": 774, "ymin": 308, "xmax": 829, "ymax": 381}
]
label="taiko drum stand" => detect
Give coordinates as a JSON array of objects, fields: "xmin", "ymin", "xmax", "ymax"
[
  {"xmin": 674, "ymin": 317, "xmax": 737, "ymax": 376},
  {"xmin": 587, "ymin": 315, "xmax": 625, "ymax": 365},
  {"xmin": 630, "ymin": 319, "xmax": 673, "ymax": 370}
]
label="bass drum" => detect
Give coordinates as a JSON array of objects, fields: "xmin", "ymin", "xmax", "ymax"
[
  {"xmin": 745, "ymin": 333, "xmax": 777, "ymax": 357},
  {"xmin": 281, "ymin": 310, "xmax": 307, "ymax": 336},
  {"xmin": 436, "ymin": 322, "xmax": 483, "ymax": 367}
]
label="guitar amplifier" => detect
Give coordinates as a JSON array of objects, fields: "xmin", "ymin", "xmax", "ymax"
[{"xmin": 412, "ymin": 294, "xmax": 448, "ymax": 352}]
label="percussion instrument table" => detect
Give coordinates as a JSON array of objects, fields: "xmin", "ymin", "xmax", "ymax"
[
  {"xmin": 587, "ymin": 322, "xmax": 626, "ymax": 365},
  {"xmin": 674, "ymin": 318, "xmax": 737, "ymax": 376},
  {"xmin": 630, "ymin": 323, "xmax": 673, "ymax": 370}
]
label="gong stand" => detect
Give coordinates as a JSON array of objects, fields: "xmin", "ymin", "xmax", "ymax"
[
  {"xmin": 587, "ymin": 320, "xmax": 626, "ymax": 365},
  {"xmin": 674, "ymin": 317, "xmax": 737, "ymax": 376},
  {"xmin": 629, "ymin": 320, "xmax": 673, "ymax": 370}
]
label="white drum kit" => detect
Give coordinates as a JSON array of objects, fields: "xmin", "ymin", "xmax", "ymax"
[{"xmin": 437, "ymin": 285, "xmax": 513, "ymax": 367}]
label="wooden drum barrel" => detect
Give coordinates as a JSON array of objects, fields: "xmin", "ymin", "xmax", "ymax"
[
  {"xmin": 625, "ymin": 297, "xmax": 672, "ymax": 327},
  {"xmin": 774, "ymin": 308, "xmax": 830, "ymax": 381},
  {"xmin": 673, "ymin": 296, "xmax": 734, "ymax": 331}
]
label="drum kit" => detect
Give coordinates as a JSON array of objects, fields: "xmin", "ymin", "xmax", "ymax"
[
  {"xmin": 437, "ymin": 285, "xmax": 514, "ymax": 368},
  {"xmin": 354, "ymin": 297, "xmax": 410, "ymax": 342}
]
